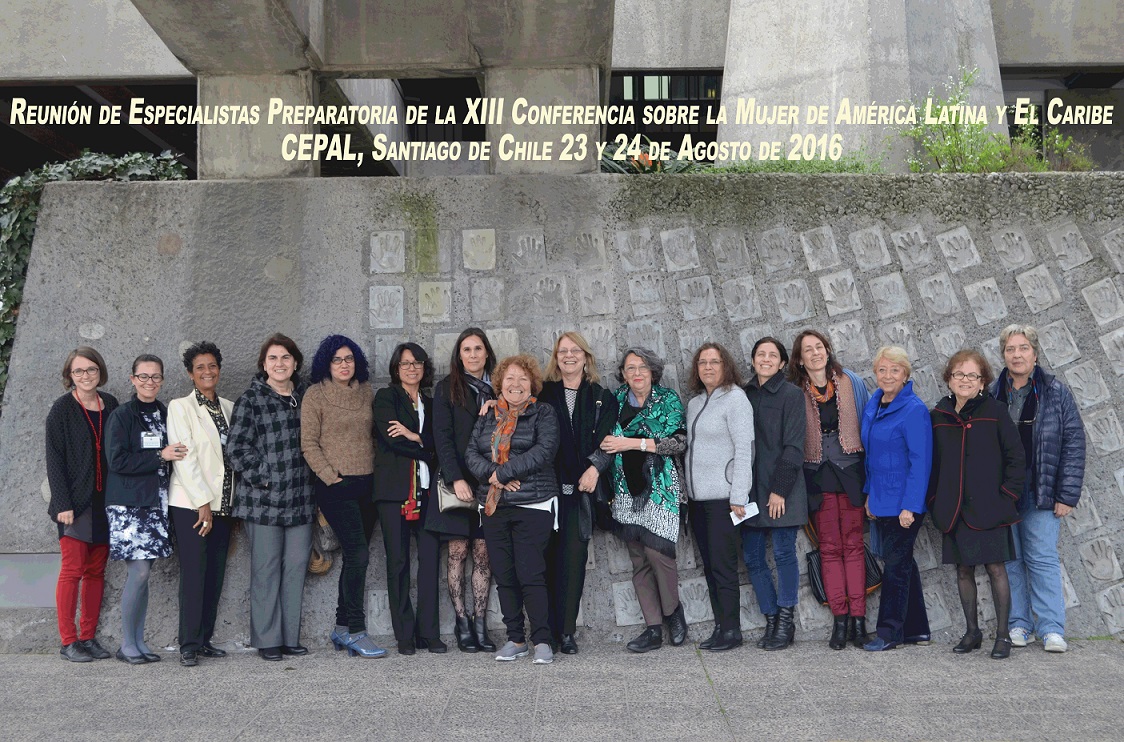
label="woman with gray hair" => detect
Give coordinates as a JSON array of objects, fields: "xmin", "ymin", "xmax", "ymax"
[{"xmin": 600, "ymin": 347, "xmax": 688, "ymax": 653}]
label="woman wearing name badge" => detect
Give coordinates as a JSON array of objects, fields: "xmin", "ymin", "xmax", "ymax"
[
  {"xmin": 540, "ymin": 332, "xmax": 619, "ymax": 655},
  {"xmin": 860, "ymin": 345, "xmax": 932, "ymax": 652},
  {"xmin": 430, "ymin": 328, "xmax": 498, "ymax": 653},
  {"xmin": 45, "ymin": 347, "xmax": 119, "ymax": 662},
  {"xmin": 742, "ymin": 337, "xmax": 807, "ymax": 651},
  {"xmin": 600, "ymin": 347, "xmax": 689, "ymax": 653},
  {"xmin": 105, "ymin": 354, "xmax": 182, "ymax": 664},
  {"xmin": 167, "ymin": 341, "xmax": 236, "ymax": 667},
  {"xmin": 928, "ymin": 349, "xmax": 1025, "ymax": 659},
  {"xmin": 466, "ymin": 354, "xmax": 560, "ymax": 665},
  {"xmin": 227, "ymin": 334, "xmax": 315, "ymax": 662},
  {"xmin": 373, "ymin": 342, "xmax": 443, "ymax": 656},
  {"xmin": 685, "ymin": 342, "xmax": 754, "ymax": 653},
  {"xmin": 300, "ymin": 334, "xmax": 386, "ymax": 658},
  {"xmin": 788, "ymin": 329, "xmax": 871, "ymax": 650}
]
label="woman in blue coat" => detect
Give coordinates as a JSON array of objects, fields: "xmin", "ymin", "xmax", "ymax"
[{"xmin": 861, "ymin": 345, "xmax": 932, "ymax": 651}]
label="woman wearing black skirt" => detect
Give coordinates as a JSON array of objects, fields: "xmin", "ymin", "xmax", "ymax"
[{"xmin": 928, "ymin": 349, "xmax": 1026, "ymax": 659}]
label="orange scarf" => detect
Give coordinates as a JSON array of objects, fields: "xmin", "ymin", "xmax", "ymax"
[{"xmin": 485, "ymin": 396, "xmax": 535, "ymax": 515}]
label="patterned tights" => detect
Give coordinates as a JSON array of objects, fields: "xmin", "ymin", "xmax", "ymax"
[{"xmin": 447, "ymin": 538, "xmax": 490, "ymax": 617}]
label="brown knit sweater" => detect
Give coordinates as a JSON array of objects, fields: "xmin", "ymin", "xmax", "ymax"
[{"xmin": 300, "ymin": 380, "xmax": 375, "ymax": 484}]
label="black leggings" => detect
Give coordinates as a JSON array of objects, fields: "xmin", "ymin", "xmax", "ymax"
[{"xmin": 316, "ymin": 476, "xmax": 377, "ymax": 633}]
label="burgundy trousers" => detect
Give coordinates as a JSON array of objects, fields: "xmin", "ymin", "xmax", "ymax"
[
  {"xmin": 813, "ymin": 491, "xmax": 866, "ymax": 617},
  {"xmin": 56, "ymin": 536, "xmax": 108, "ymax": 645}
]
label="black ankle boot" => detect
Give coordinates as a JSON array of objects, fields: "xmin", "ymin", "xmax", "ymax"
[
  {"xmin": 953, "ymin": 629, "xmax": 983, "ymax": 654},
  {"xmin": 709, "ymin": 628, "xmax": 743, "ymax": 652},
  {"xmin": 455, "ymin": 615, "xmax": 478, "ymax": 653},
  {"xmin": 627, "ymin": 626, "xmax": 663, "ymax": 653},
  {"xmin": 829, "ymin": 616, "xmax": 848, "ymax": 650},
  {"xmin": 849, "ymin": 617, "xmax": 869, "ymax": 649},
  {"xmin": 664, "ymin": 603, "xmax": 688, "ymax": 646},
  {"xmin": 471, "ymin": 615, "xmax": 496, "ymax": 652},
  {"xmin": 764, "ymin": 606, "xmax": 795, "ymax": 651},
  {"xmin": 757, "ymin": 613, "xmax": 779, "ymax": 649},
  {"xmin": 699, "ymin": 624, "xmax": 722, "ymax": 650}
]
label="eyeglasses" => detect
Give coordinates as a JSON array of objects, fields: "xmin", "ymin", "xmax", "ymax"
[
  {"xmin": 70, "ymin": 367, "xmax": 99, "ymax": 378},
  {"xmin": 557, "ymin": 348, "xmax": 585, "ymax": 356},
  {"xmin": 331, "ymin": 355, "xmax": 355, "ymax": 366},
  {"xmin": 398, "ymin": 361, "xmax": 424, "ymax": 369},
  {"xmin": 133, "ymin": 374, "xmax": 164, "ymax": 383},
  {"xmin": 697, "ymin": 359, "xmax": 723, "ymax": 367},
  {"xmin": 624, "ymin": 365, "xmax": 651, "ymax": 375},
  {"xmin": 950, "ymin": 372, "xmax": 982, "ymax": 382}
]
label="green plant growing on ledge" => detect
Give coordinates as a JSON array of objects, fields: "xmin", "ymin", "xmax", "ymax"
[
  {"xmin": 600, "ymin": 135, "xmax": 698, "ymax": 174},
  {"xmin": 0, "ymin": 151, "xmax": 187, "ymax": 414},
  {"xmin": 902, "ymin": 68, "xmax": 1094, "ymax": 173}
]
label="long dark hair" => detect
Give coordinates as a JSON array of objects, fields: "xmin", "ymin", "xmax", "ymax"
[
  {"xmin": 787, "ymin": 329, "xmax": 844, "ymax": 386},
  {"xmin": 448, "ymin": 327, "xmax": 496, "ymax": 407}
]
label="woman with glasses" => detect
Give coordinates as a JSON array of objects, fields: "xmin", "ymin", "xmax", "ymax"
[
  {"xmin": 105, "ymin": 355, "xmax": 182, "ymax": 664},
  {"xmin": 685, "ymin": 342, "xmax": 754, "ymax": 652},
  {"xmin": 167, "ymin": 341, "xmax": 236, "ymax": 667},
  {"xmin": 540, "ymin": 332, "xmax": 619, "ymax": 654},
  {"xmin": 431, "ymin": 328, "xmax": 498, "ymax": 653},
  {"xmin": 301, "ymin": 335, "xmax": 386, "ymax": 658},
  {"xmin": 373, "ymin": 342, "xmax": 443, "ymax": 655},
  {"xmin": 45, "ymin": 347, "xmax": 119, "ymax": 662},
  {"xmin": 228, "ymin": 334, "xmax": 314, "ymax": 661},
  {"xmin": 599, "ymin": 347, "xmax": 688, "ymax": 653},
  {"xmin": 929, "ymin": 350, "xmax": 1025, "ymax": 659}
]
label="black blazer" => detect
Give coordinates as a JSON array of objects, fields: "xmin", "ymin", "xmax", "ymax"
[
  {"xmin": 105, "ymin": 397, "xmax": 169, "ymax": 509},
  {"xmin": 372, "ymin": 385, "xmax": 437, "ymax": 503},
  {"xmin": 45, "ymin": 391, "xmax": 120, "ymax": 522},
  {"xmin": 465, "ymin": 402, "xmax": 560, "ymax": 507},
  {"xmin": 927, "ymin": 394, "xmax": 1026, "ymax": 533},
  {"xmin": 539, "ymin": 379, "xmax": 619, "ymax": 486},
  {"xmin": 432, "ymin": 375, "xmax": 493, "ymax": 488}
]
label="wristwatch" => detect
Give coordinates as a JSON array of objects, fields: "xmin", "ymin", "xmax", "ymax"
[{"xmin": 640, "ymin": 438, "xmax": 648, "ymax": 452}]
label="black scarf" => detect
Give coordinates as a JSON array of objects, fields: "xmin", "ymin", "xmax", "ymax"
[{"xmin": 994, "ymin": 366, "xmax": 1040, "ymax": 497}]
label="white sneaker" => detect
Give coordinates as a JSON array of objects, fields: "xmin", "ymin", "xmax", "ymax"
[
  {"xmin": 1009, "ymin": 627, "xmax": 1034, "ymax": 647},
  {"xmin": 495, "ymin": 641, "xmax": 529, "ymax": 661},
  {"xmin": 1043, "ymin": 633, "xmax": 1068, "ymax": 653}
]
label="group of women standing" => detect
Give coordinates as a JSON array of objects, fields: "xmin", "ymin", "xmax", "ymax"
[{"xmin": 46, "ymin": 324, "xmax": 1029, "ymax": 664}]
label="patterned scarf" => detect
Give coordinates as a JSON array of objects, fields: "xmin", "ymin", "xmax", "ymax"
[
  {"xmin": 610, "ymin": 384, "xmax": 684, "ymax": 516},
  {"xmin": 802, "ymin": 370, "xmax": 863, "ymax": 462},
  {"xmin": 485, "ymin": 395, "xmax": 535, "ymax": 515}
]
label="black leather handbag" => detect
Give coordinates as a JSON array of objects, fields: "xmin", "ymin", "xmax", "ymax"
[{"xmin": 804, "ymin": 521, "xmax": 883, "ymax": 606}]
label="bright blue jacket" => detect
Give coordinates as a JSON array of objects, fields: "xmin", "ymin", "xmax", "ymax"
[{"xmin": 861, "ymin": 380, "xmax": 932, "ymax": 516}]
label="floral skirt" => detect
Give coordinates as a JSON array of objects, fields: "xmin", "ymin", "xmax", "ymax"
[{"xmin": 106, "ymin": 505, "xmax": 173, "ymax": 561}]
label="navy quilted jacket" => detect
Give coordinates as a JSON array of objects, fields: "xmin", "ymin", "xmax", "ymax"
[{"xmin": 990, "ymin": 367, "xmax": 1085, "ymax": 510}]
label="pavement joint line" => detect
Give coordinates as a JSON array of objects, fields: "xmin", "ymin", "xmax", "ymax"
[{"xmin": 694, "ymin": 646, "xmax": 737, "ymax": 742}]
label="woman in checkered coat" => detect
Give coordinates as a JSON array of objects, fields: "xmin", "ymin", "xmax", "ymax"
[{"xmin": 228, "ymin": 334, "xmax": 315, "ymax": 661}]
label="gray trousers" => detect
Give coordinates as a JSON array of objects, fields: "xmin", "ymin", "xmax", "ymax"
[
  {"xmin": 627, "ymin": 540, "xmax": 680, "ymax": 626},
  {"xmin": 245, "ymin": 521, "xmax": 313, "ymax": 648}
]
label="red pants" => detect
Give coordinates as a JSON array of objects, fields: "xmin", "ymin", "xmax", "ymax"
[
  {"xmin": 56, "ymin": 536, "xmax": 108, "ymax": 645},
  {"xmin": 813, "ymin": 491, "xmax": 866, "ymax": 617}
]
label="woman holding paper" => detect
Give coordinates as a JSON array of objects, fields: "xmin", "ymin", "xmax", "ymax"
[{"xmin": 685, "ymin": 342, "xmax": 754, "ymax": 652}]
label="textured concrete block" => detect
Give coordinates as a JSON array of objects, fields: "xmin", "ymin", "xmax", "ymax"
[
  {"xmin": 721, "ymin": 276, "xmax": 762, "ymax": 322},
  {"xmin": 931, "ymin": 324, "xmax": 968, "ymax": 359},
  {"xmin": 1039, "ymin": 320, "xmax": 1082, "ymax": 368},
  {"xmin": 369, "ymin": 285, "xmax": 404, "ymax": 329},
  {"xmin": 869, "ymin": 273, "xmax": 911, "ymax": 319},
  {"xmin": 471, "ymin": 277, "xmax": 505, "ymax": 321},
  {"xmin": 578, "ymin": 274, "xmax": 615, "ymax": 317},
  {"xmin": 991, "ymin": 227, "xmax": 1037, "ymax": 271},
  {"xmin": 677, "ymin": 276, "xmax": 718, "ymax": 321},
  {"xmin": 1098, "ymin": 327, "xmax": 1124, "ymax": 375},
  {"xmin": 820, "ymin": 269, "xmax": 862, "ymax": 316},
  {"xmin": 626, "ymin": 319, "xmax": 666, "ymax": 358},
  {"xmin": 1097, "ymin": 584, "xmax": 1124, "ymax": 635},
  {"xmin": 922, "ymin": 585, "xmax": 953, "ymax": 630},
  {"xmin": 1047, "ymin": 222, "xmax": 1093, "ymax": 270},
  {"xmin": 660, "ymin": 227, "xmax": 700, "ymax": 272},
  {"xmin": 1066, "ymin": 490, "xmax": 1103, "ymax": 536},
  {"xmin": 1061, "ymin": 565, "xmax": 1081, "ymax": 609},
  {"xmin": 1065, "ymin": 361, "xmax": 1111, "ymax": 409},
  {"xmin": 1079, "ymin": 538, "xmax": 1123, "ymax": 582},
  {"xmin": 773, "ymin": 279, "xmax": 815, "ymax": 323},
  {"xmin": 1085, "ymin": 408, "xmax": 1124, "ymax": 455},
  {"xmin": 877, "ymin": 321, "xmax": 918, "ymax": 358},
  {"xmin": 917, "ymin": 272, "xmax": 959, "ymax": 318},
  {"xmin": 936, "ymin": 226, "xmax": 982, "ymax": 273},
  {"xmin": 626, "ymin": 275, "xmax": 665, "ymax": 317},
  {"xmin": 710, "ymin": 229, "xmax": 752, "ymax": 272},
  {"xmin": 615, "ymin": 228, "xmax": 658, "ymax": 272},
  {"xmin": 800, "ymin": 226, "xmax": 841, "ymax": 272},
  {"xmin": 1081, "ymin": 277, "xmax": 1124, "ymax": 325},
  {"xmin": 502, "ymin": 229, "xmax": 546, "ymax": 270},
  {"xmin": 1103, "ymin": 227, "xmax": 1124, "ymax": 273},
  {"xmin": 963, "ymin": 278, "xmax": 1008, "ymax": 326},
  {"xmin": 370, "ymin": 230, "xmax": 406, "ymax": 273},
  {"xmin": 848, "ymin": 225, "xmax": 892, "ymax": 271},
  {"xmin": 460, "ymin": 228, "xmax": 496, "ymax": 270},
  {"xmin": 1016, "ymin": 264, "xmax": 1062, "ymax": 312},
  {"xmin": 828, "ymin": 319, "xmax": 870, "ymax": 368},
  {"xmin": 738, "ymin": 584, "xmax": 766, "ymax": 631},
  {"xmin": 756, "ymin": 227, "xmax": 797, "ymax": 274},
  {"xmin": 891, "ymin": 225, "xmax": 934, "ymax": 271},
  {"xmin": 611, "ymin": 581, "xmax": 644, "ymax": 627},
  {"xmin": 679, "ymin": 577, "xmax": 714, "ymax": 624},
  {"xmin": 418, "ymin": 281, "xmax": 452, "ymax": 323}
]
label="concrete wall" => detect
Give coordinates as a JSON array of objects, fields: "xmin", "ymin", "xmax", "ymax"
[
  {"xmin": 610, "ymin": 0, "xmax": 729, "ymax": 70},
  {"xmin": 2, "ymin": 173, "xmax": 1124, "ymax": 651},
  {"xmin": 991, "ymin": 0, "xmax": 1124, "ymax": 67},
  {"xmin": 0, "ymin": 0, "xmax": 189, "ymax": 82}
]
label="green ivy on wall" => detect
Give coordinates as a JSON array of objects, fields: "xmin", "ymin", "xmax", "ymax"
[{"xmin": 0, "ymin": 151, "xmax": 187, "ymax": 414}]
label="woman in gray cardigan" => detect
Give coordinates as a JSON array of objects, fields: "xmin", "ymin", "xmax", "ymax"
[
  {"xmin": 685, "ymin": 342, "xmax": 754, "ymax": 652},
  {"xmin": 743, "ymin": 337, "xmax": 807, "ymax": 651}
]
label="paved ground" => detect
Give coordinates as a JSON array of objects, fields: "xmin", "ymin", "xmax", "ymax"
[{"xmin": 3, "ymin": 637, "xmax": 1121, "ymax": 741}]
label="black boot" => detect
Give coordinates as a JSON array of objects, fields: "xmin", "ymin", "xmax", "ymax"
[
  {"xmin": 709, "ymin": 628, "xmax": 743, "ymax": 652},
  {"xmin": 764, "ymin": 606, "xmax": 795, "ymax": 651},
  {"xmin": 627, "ymin": 626, "xmax": 663, "ymax": 653},
  {"xmin": 849, "ymin": 617, "xmax": 869, "ymax": 649},
  {"xmin": 455, "ymin": 615, "xmax": 478, "ymax": 653},
  {"xmin": 664, "ymin": 603, "xmax": 688, "ymax": 647},
  {"xmin": 471, "ymin": 615, "xmax": 496, "ymax": 653},
  {"xmin": 829, "ymin": 616, "xmax": 848, "ymax": 650},
  {"xmin": 698, "ymin": 624, "xmax": 722, "ymax": 650},
  {"xmin": 756, "ymin": 613, "xmax": 779, "ymax": 649}
]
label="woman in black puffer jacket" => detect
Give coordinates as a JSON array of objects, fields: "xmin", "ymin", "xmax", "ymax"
[{"xmin": 465, "ymin": 354, "xmax": 560, "ymax": 665}]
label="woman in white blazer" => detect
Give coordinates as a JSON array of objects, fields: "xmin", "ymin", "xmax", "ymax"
[{"xmin": 167, "ymin": 341, "xmax": 235, "ymax": 667}]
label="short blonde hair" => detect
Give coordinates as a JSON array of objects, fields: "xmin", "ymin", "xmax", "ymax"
[
  {"xmin": 493, "ymin": 354, "xmax": 544, "ymax": 397},
  {"xmin": 544, "ymin": 331, "xmax": 601, "ymax": 384},
  {"xmin": 871, "ymin": 345, "xmax": 912, "ymax": 378}
]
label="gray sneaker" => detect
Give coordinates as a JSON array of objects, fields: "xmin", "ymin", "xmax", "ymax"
[
  {"xmin": 532, "ymin": 643, "xmax": 554, "ymax": 665},
  {"xmin": 495, "ymin": 641, "xmax": 529, "ymax": 661}
]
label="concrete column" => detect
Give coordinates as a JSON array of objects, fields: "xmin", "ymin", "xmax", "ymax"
[
  {"xmin": 717, "ymin": 0, "xmax": 1005, "ymax": 172},
  {"xmin": 484, "ymin": 66, "xmax": 601, "ymax": 175},
  {"xmin": 197, "ymin": 72, "xmax": 317, "ymax": 179}
]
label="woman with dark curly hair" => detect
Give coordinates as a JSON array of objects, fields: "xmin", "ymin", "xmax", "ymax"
[
  {"xmin": 167, "ymin": 341, "xmax": 234, "ymax": 667},
  {"xmin": 300, "ymin": 334, "xmax": 386, "ymax": 658},
  {"xmin": 373, "ymin": 342, "xmax": 443, "ymax": 655}
]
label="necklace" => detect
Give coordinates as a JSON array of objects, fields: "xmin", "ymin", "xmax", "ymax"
[{"xmin": 73, "ymin": 390, "xmax": 105, "ymax": 492}]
